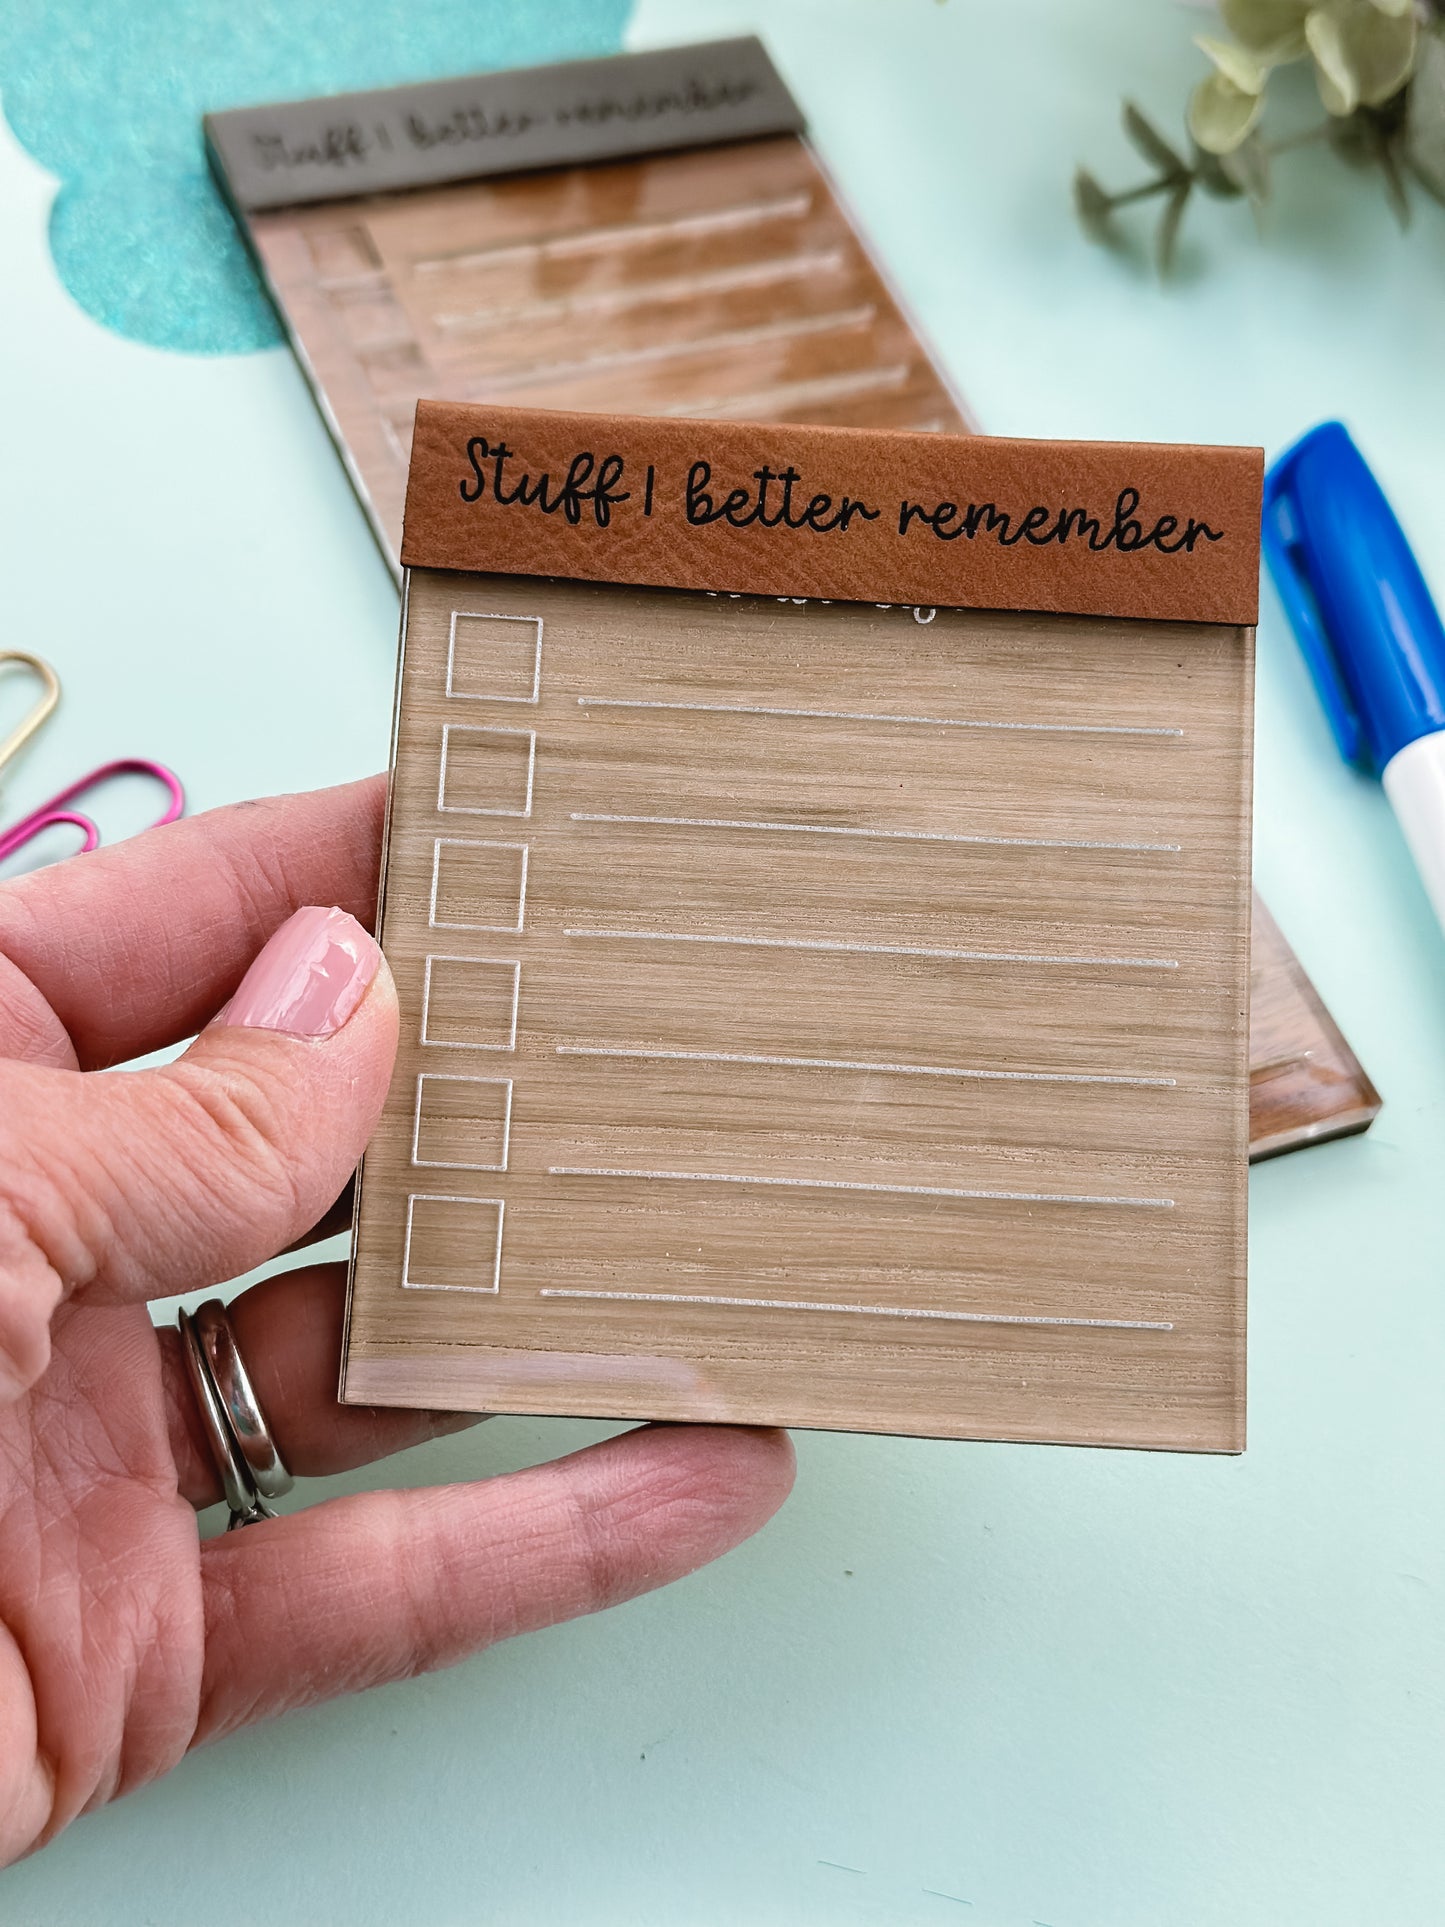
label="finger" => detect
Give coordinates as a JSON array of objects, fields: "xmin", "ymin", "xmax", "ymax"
[
  {"xmin": 0, "ymin": 776, "xmax": 384, "ymax": 1069},
  {"xmin": 0, "ymin": 947, "xmax": 79, "ymax": 1071},
  {"xmin": 160, "ymin": 1264, "xmax": 480, "ymax": 1508},
  {"xmin": 0, "ymin": 907, "xmax": 397, "ymax": 1401},
  {"xmin": 194, "ymin": 1423, "xmax": 795, "ymax": 1744},
  {"xmin": 280, "ymin": 1176, "xmax": 355, "ymax": 1255}
]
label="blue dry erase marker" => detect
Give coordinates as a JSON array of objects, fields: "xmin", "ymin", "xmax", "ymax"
[{"xmin": 1263, "ymin": 420, "xmax": 1445, "ymax": 939}]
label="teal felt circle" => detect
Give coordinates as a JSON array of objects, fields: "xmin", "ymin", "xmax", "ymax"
[
  {"xmin": 48, "ymin": 164, "xmax": 283, "ymax": 352},
  {"xmin": 0, "ymin": 0, "xmax": 632, "ymax": 355}
]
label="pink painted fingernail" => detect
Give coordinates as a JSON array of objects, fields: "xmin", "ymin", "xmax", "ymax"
[{"xmin": 216, "ymin": 907, "xmax": 381, "ymax": 1039}]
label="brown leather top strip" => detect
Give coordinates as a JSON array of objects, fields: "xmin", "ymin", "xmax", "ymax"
[{"xmin": 401, "ymin": 402, "xmax": 1262, "ymax": 625}]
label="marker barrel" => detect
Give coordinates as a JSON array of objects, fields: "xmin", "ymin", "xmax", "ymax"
[{"xmin": 1383, "ymin": 731, "xmax": 1445, "ymax": 937}]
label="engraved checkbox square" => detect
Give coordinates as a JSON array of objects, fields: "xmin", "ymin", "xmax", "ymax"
[
  {"xmin": 438, "ymin": 725, "xmax": 535, "ymax": 817},
  {"xmin": 430, "ymin": 839, "xmax": 528, "ymax": 933},
  {"xmin": 420, "ymin": 956, "xmax": 519, "ymax": 1050},
  {"xmin": 448, "ymin": 611, "xmax": 542, "ymax": 702},
  {"xmin": 412, "ymin": 1074, "xmax": 513, "ymax": 1171},
  {"xmin": 403, "ymin": 1194, "xmax": 503, "ymax": 1293}
]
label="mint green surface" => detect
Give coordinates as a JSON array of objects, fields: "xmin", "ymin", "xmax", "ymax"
[{"xmin": 2, "ymin": 3, "xmax": 1444, "ymax": 1922}]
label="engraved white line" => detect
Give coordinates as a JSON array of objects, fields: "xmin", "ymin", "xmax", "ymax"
[
  {"xmin": 555, "ymin": 1045, "xmax": 1176, "ymax": 1088},
  {"xmin": 547, "ymin": 1167, "xmax": 1174, "ymax": 1209},
  {"xmin": 446, "ymin": 610, "xmax": 543, "ymax": 703},
  {"xmin": 538, "ymin": 1287, "xmax": 1172, "ymax": 1333},
  {"xmin": 434, "ymin": 248, "xmax": 849, "ymax": 332},
  {"xmin": 465, "ymin": 305, "xmax": 877, "ymax": 396},
  {"xmin": 346, "ymin": 330, "xmax": 413, "ymax": 358},
  {"xmin": 312, "ymin": 268, "xmax": 387, "ymax": 295},
  {"xmin": 563, "ymin": 928, "xmax": 1180, "ymax": 970},
  {"xmin": 570, "ymin": 812, "xmax": 1179, "ymax": 855},
  {"xmin": 415, "ymin": 191, "xmax": 814, "ymax": 274},
  {"xmin": 410, "ymin": 1074, "xmax": 514, "ymax": 1172},
  {"xmin": 660, "ymin": 363, "xmax": 912, "ymax": 419},
  {"xmin": 576, "ymin": 695, "xmax": 1183, "ymax": 738}
]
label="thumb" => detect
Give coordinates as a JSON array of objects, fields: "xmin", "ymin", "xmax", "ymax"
[{"xmin": 0, "ymin": 907, "xmax": 398, "ymax": 1401}]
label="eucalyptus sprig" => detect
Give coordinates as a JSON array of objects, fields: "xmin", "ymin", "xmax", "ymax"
[{"xmin": 1076, "ymin": 0, "xmax": 1445, "ymax": 271}]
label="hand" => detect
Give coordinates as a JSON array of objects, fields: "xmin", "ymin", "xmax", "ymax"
[{"xmin": 0, "ymin": 777, "xmax": 793, "ymax": 1865}]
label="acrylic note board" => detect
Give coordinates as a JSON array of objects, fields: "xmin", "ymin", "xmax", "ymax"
[
  {"xmin": 203, "ymin": 42, "xmax": 1367, "ymax": 1164},
  {"xmin": 342, "ymin": 404, "xmax": 1260, "ymax": 1450},
  {"xmin": 205, "ymin": 38, "xmax": 969, "ymax": 577}
]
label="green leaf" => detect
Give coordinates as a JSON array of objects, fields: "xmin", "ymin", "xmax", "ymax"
[
  {"xmin": 1339, "ymin": 0, "xmax": 1417, "ymax": 106},
  {"xmin": 1327, "ymin": 111, "xmax": 1375, "ymax": 166},
  {"xmin": 1073, "ymin": 167, "xmax": 1115, "ymax": 244},
  {"xmin": 1122, "ymin": 101, "xmax": 1186, "ymax": 175},
  {"xmin": 1405, "ymin": 30, "xmax": 1445, "ymax": 201},
  {"xmin": 1195, "ymin": 34, "xmax": 1269, "ymax": 93},
  {"xmin": 1306, "ymin": 9, "xmax": 1359, "ymax": 115},
  {"xmin": 1192, "ymin": 138, "xmax": 1248, "ymax": 197},
  {"xmin": 1188, "ymin": 71, "xmax": 1266, "ymax": 152},
  {"xmin": 1221, "ymin": 134, "xmax": 1272, "ymax": 204},
  {"xmin": 1156, "ymin": 180, "xmax": 1192, "ymax": 275},
  {"xmin": 1377, "ymin": 133, "xmax": 1412, "ymax": 225},
  {"xmin": 1221, "ymin": 0, "xmax": 1309, "ymax": 59}
]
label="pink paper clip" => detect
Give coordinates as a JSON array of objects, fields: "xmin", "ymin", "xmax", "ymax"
[{"xmin": 0, "ymin": 759, "xmax": 186, "ymax": 866}]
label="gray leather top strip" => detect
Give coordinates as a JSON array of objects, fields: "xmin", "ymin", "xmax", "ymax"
[{"xmin": 204, "ymin": 37, "xmax": 804, "ymax": 212}]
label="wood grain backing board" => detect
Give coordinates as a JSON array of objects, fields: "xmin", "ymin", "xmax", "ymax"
[
  {"xmin": 243, "ymin": 134, "xmax": 970, "ymax": 570},
  {"xmin": 342, "ymin": 567, "xmax": 1253, "ymax": 1449}
]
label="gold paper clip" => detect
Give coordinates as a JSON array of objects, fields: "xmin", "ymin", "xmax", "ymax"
[{"xmin": 0, "ymin": 652, "xmax": 61, "ymax": 778}]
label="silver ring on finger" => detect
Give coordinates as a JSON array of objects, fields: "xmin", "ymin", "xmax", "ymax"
[{"xmin": 178, "ymin": 1298, "xmax": 295, "ymax": 1530}]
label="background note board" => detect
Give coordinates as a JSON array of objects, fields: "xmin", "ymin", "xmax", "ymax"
[
  {"xmin": 341, "ymin": 402, "xmax": 1260, "ymax": 1453},
  {"xmin": 204, "ymin": 37, "xmax": 971, "ymax": 572},
  {"xmin": 205, "ymin": 36, "xmax": 1379, "ymax": 1167},
  {"xmin": 1249, "ymin": 891, "xmax": 1381, "ymax": 1159}
]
